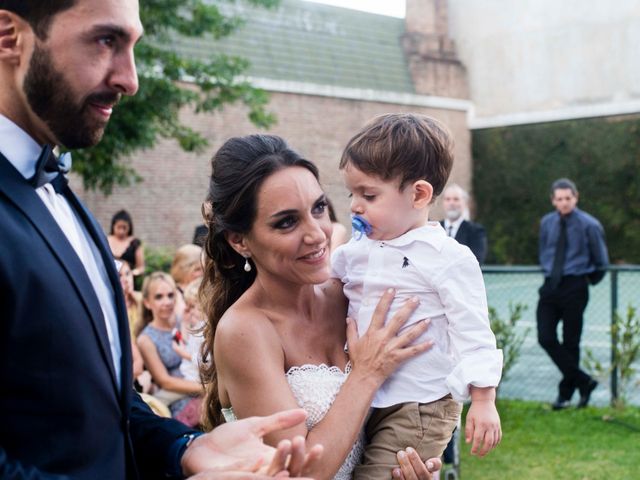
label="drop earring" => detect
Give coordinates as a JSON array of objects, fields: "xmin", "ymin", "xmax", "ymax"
[{"xmin": 243, "ymin": 256, "xmax": 252, "ymax": 272}]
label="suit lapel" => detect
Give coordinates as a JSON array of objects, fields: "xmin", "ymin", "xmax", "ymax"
[
  {"xmin": 0, "ymin": 154, "xmax": 121, "ymax": 394},
  {"xmin": 62, "ymin": 186, "xmax": 133, "ymax": 403},
  {"xmin": 455, "ymin": 220, "xmax": 469, "ymax": 242}
]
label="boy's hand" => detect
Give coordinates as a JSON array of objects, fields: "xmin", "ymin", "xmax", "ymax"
[{"xmin": 465, "ymin": 386, "xmax": 501, "ymax": 457}]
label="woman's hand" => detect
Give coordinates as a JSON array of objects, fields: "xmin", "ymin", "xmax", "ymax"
[{"xmin": 346, "ymin": 288, "xmax": 433, "ymax": 385}]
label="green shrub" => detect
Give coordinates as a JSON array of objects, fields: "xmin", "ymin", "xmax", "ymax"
[
  {"xmin": 584, "ymin": 305, "xmax": 640, "ymax": 408},
  {"xmin": 144, "ymin": 246, "xmax": 175, "ymax": 274},
  {"xmin": 489, "ymin": 302, "xmax": 529, "ymax": 383}
]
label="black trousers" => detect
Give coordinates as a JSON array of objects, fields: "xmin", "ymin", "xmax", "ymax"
[{"xmin": 536, "ymin": 275, "xmax": 592, "ymax": 400}]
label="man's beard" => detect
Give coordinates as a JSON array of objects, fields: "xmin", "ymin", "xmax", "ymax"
[
  {"xmin": 23, "ymin": 43, "xmax": 120, "ymax": 149},
  {"xmin": 445, "ymin": 208, "xmax": 463, "ymax": 221}
]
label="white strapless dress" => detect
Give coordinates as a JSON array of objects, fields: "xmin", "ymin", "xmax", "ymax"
[{"xmin": 221, "ymin": 363, "xmax": 364, "ymax": 480}]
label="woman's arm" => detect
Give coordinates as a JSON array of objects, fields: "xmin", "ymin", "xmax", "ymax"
[
  {"xmin": 217, "ymin": 289, "xmax": 431, "ymax": 480},
  {"xmin": 137, "ymin": 335, "xmax": 203, "ymax": 395}
]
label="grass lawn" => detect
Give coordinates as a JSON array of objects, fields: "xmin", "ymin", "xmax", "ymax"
[{"xmin": 456, "ymin": 399, "xmax": 640, "ymax": 480}]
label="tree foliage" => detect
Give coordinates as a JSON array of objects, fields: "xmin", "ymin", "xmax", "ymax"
[{"xmin": 71, "ymin": 0, "xmax": 280, "ymax": 194}]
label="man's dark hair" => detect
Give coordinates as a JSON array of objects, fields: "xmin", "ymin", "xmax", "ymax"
[
  {"xmin": 0, "ymin": 0, "xmax": 77, "ymax": 39},
  {"xmin": 551, "ymin": 178, "xmax": 578, "ymax": 196}
]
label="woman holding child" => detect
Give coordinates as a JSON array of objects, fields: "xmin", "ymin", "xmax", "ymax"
[{"xmin": 199, "ymin": 133, "xmax": 445, "ymax": 480}]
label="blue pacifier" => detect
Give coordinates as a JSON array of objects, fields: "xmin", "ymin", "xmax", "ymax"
[{"xmin": 351, "ymin": 215, "xmax": 373, "ymax": 240}]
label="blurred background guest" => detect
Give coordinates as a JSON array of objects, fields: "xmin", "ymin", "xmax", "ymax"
[
  {"xmin": 172, "ymin": 278, "xmax": 206, "ymax": 383},
  {"xmin": 170, "ymin": 244, "xmax": 204, "ymax": 322},
  {"xmin": 108, "ymin": 209, "xmax": 145, "ymax": 277},
  {"xmin": 118, "ymin": 261, "xmax": 142, "ymax": 337},
  {"xmin": 136, "ymin": 272, "xmax": 203, "ymax": 426},
  {"xmin": 327, "ymin": 198, "xmax": 348, "ymax": 253},
  {"xmin": 440, "ymin": 184, "xmax": 487, "ymax": 264}
]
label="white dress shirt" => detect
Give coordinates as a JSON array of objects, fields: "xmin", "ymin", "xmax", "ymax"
[
  {"xmin": 0, "ymin": 114, "xmax": 122, "ymax": 386},
  {"xmin": 443, "ymin": 216, "xmax": 464, "ymax": 239},
  {"xmin": 332, "ymin": 222, "xmax": 502, "ymax": 406}
]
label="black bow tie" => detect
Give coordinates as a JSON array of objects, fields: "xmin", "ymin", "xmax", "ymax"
[{"xmin": 29, "ymin": 145, "xmax": 72, "ymax": 190}]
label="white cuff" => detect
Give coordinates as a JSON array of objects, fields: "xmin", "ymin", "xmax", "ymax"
[{"xmin": 445, "ymin": 349, "xmax": 503, "ymax": 402}]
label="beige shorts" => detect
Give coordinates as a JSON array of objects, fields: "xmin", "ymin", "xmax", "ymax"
[{"xmin": 353, "ymin": 396, "xmax": 462, "ymax": 480}]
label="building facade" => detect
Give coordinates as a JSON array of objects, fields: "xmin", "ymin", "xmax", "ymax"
[{"xmin": 77, "ymin": 0, "xmax": 472, "ymax": 247}]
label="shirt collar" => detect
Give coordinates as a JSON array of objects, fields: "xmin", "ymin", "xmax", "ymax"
[
  {"xmin": 0, "ymin": 113, "xmax": 44, "ymax": 179},
  {"xmin": 444, "ymin": 216, "xmax": 464, "ymax": 229},
  {"xmin": 556, "ymin": 208, "xmax": 580, "ymax": 221},
  {"xmin": 373, "ymin": 222, "xmax": 447, "ymax": 250}
]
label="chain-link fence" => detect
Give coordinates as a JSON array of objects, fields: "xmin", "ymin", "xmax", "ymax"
[{"xmin": 482, "ymin": 266, "xmax": 640, "ymax": 407}]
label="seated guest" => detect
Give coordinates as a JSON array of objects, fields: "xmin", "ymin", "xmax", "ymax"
[
  {"xmin": 118, "ymin": 261, "xmax": 142, "ymax": 337},
  {"xmin": 137, "ymin": 272, "xmax": 203, "ymax": 426},
  {"xmin": 193, "ymin": 224, "xmax": 208, "ymax": 247},
  {"xmin": 108, "ymin": 209, "xmax": 145, "ymax": 276},
  {"xmin": 327, "ymin": 198, "xmax": 348, "ymax": 252},
  {"xmin": 172, "ymin": 278, "xmax": 205, "ymax": 383},
  {"xmin": 170, "ymin": 244, "xmax": 204, "ymax": 321}
]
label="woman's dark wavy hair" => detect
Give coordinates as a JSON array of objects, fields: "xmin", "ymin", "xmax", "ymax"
[
  {"xmin": 199, "ymin": 134, "xmax": 318, "ymax": 429},
  {"xmin": 110, "ymin": 209, "xmax": 134, "ymax": 236}
]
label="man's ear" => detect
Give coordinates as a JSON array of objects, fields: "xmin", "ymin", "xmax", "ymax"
[
  {"xmin": 224, "ymin": 231, "xmax": 251, "ymax": 258},
  {"xmin": 0, "ymin": 11, "xmax": 27, "ymax": 63},
  {"xmin": 412, "ymin": 180, "xmax": 433, "ymax": 208}
]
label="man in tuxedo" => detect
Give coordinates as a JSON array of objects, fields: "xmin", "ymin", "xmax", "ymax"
[
  {"xmin": 537, "ymin": 178, "xmax": 608, "ymax": 410},
  {"xmin": 440, "ymin": 184, "xmax": 487, "ymax": 264},
  {"xmin": 0, "ymin": 1, "xmax": 323, "ymax": 478}
]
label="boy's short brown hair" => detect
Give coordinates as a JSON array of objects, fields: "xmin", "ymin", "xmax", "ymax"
[{"xmin": 339, "ymin": 113, "xmax": 454, "ymax": 197}]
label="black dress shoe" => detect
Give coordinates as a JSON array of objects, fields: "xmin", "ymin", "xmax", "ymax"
[
  {"xmin": 551, "ymin": 397, "xmax": 571, "ymax": 410},
  {"xmin": 578, "ymin": 379, "xmax": 598, "ymax": 408}
]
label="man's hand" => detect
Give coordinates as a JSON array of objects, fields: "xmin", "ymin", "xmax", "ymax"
[
  {"xmin": 392, "ymin": 448, "xmax": 442, "ymax": 480},
  {"xmin": 181, "ymin": 409, "xmax": 323, "ymax": 479}
]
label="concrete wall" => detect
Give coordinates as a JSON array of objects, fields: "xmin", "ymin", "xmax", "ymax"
[
  {"xmin": 76, "ymin": 91, "xmax": 471, "ymax": 247},
  {"xmin": 447, "ymin": 0, "xmax": 640, "ymax": 127}
]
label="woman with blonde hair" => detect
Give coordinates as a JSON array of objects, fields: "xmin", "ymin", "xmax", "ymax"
[
  {"xmin": 137, "ymin": 272, "xmax": 203, "ymax": 426},
  {"xmin": 171, "ymin": 244, "xmax": 204, "ymax": 321}
]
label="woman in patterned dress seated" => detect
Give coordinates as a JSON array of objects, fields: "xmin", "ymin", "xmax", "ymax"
[
  {"xmin": 199, "ymin": 135, "xmax": 440, "ymax": 480},
  {"xmin": 136, "ymin": 272, "xmax": 203, "ymax": 426}
]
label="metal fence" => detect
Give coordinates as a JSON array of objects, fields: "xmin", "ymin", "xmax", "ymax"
[{"xmin": 482, "ymin": 265, "xmax": 640, "ymax": 407}]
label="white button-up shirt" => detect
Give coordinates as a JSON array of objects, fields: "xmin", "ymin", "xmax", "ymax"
[
  {"xmin": 0, "ymin": 114, "xmax": 122, "ymax": 386},
  {"xmin": 332, "ymin": 222, "xmax": 502, "ymax": 406}
]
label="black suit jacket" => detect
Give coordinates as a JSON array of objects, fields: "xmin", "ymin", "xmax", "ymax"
[
  {"xmin": 440, "ymin": 219, "xmax": 488, "ymax": 264},
  {"xmin": 0, "ymin": 154, "xmax": 192, "ymax": 479}
]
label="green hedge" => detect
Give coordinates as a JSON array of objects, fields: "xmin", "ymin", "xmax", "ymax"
[{"xmin": 472, "ymin": 114, "xmax": 640, "ymax": 264}]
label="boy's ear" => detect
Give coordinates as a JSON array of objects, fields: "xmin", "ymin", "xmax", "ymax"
[
  {"xmin": 412, "ymin": 180, "xmax": 433, "ymax": 208},
  {"xmin": 224, "ymin": 231, "xmax": 251, "ymax": 257},
  {"xmin": 0, "ymin": 11, "xmax": 28, "ymax": 63}
]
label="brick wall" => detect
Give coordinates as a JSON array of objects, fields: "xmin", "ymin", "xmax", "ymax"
[{"xmin": 76, "ymin": 91, "xmax": 471, "ymax": 248}]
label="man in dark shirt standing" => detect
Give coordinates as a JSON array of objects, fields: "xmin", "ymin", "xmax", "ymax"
[{"xmin": 537, "ymin": 178, "xmax": 609, "ymax": 410}]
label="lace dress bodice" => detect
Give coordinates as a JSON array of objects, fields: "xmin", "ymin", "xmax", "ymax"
[{"xmin": 221, "ymin": 363, "xmax": 364, "ymax": 480}]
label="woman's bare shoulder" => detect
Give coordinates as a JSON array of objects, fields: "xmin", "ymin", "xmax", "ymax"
[
  {"xmin": 214, "ymin": 301, "xmax": 285, "ymax": 382},
  {"xmin": 215, "ymin": 302, "xmax": 281, "ymax": 354}
]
